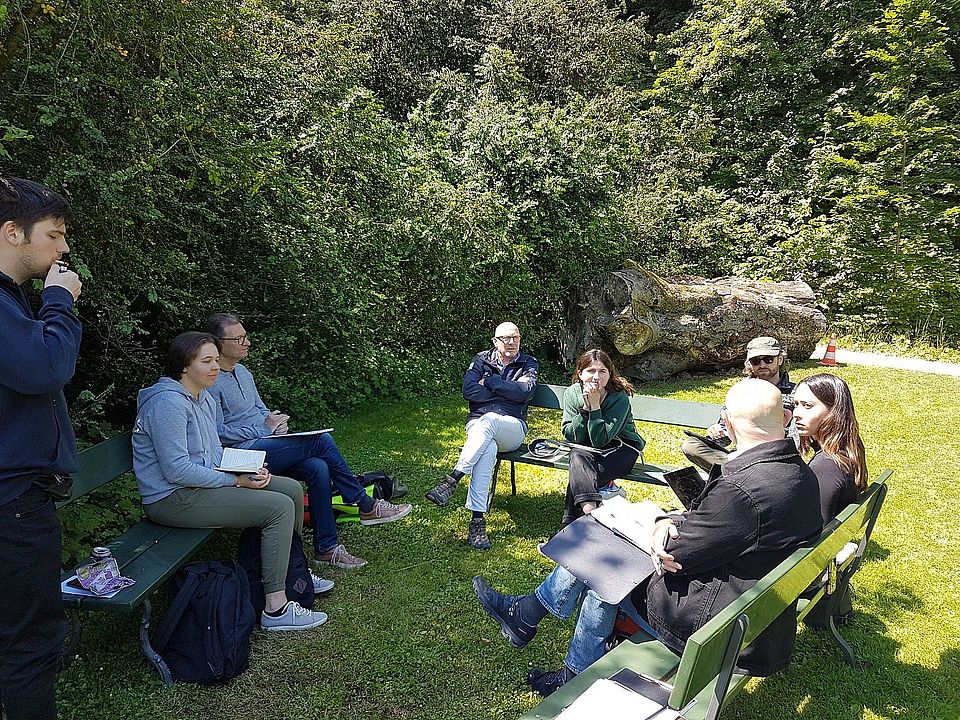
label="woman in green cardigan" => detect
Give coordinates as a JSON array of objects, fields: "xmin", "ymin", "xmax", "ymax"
[{"xmin": 560, "ymin": 349, "xmax": 645, "ymax": 526}]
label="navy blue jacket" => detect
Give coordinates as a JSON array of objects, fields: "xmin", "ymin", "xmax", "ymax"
[
  {"xmin": 462, "ymin": 349, "xmax": 539, "ymax": 424},
  {"xmin": 0, "ymin": 271, "xmax": 81, "ymax": 506}
]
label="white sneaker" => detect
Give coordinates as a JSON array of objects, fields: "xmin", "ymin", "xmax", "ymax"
[
  {"xmin": 261, "ymin": 601, "xmax": 328, "ymax": 631},
  {"xmin": 311, "ymin": 571, "xmax": 334, "ymax": 595}
]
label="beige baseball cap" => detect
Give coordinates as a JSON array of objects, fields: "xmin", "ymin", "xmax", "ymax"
[{"xmin": 745, "ymin": 336, "xmax": 782, "ymax": 360}]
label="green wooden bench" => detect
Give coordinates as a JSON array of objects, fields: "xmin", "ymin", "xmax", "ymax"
[
  {"xmin": 59, "ymin": 431, "xmax": 215, "ymax": 686},
  {"xmin": 519, "ymin": 471, "xmax": 890, "ymax": 720},
  {"xmin": 490, "ymin": 384, "xmax": 721, "ymax": 502}
]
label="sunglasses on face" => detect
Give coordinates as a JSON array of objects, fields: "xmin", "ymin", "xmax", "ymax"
[{"xmin": 749, "ymin": 355, "xmax": 778, "ymax": 366}]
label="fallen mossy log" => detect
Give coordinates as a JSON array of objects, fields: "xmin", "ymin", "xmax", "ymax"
[{"xmin": 562, "ymin": 263, "xmax": 827, "ymax": 380}]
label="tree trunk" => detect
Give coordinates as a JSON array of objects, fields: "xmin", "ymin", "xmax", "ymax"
[{"xmin": 562, "ymin": 263, "xmax": 827, "ymax": 380}]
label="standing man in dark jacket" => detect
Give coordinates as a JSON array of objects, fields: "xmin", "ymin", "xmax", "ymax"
[
  {"xmin": 0, "ymin": 177, "xmax": 82, "ymax": 720},
  {"xmin": 426, "ymin": 322, "xmax": 538, "ymax": 549}
]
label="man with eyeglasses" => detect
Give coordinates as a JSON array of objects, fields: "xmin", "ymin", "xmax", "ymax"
[
  {"xmin": 426, "ymin": 322, "xmax": 538, "ymax": 550},
  {"xmin": 205, "ymin": 313, "xmax": 412, "ymax": 572},
  {"xmin": 681, "ymin": 336, "xmax": 796, "ymax": 473}
]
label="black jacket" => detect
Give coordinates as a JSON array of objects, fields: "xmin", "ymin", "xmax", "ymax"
[
  {"xmin": 462, "ymin": 349, "xmax": 539, "ymax": 424},
  {"xmin": 634, "ymin": 438, "xmax": 822, "ymax": 675}
]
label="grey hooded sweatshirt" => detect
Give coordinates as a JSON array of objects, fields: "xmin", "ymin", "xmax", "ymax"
[{"xmin": 132, "ymin": 377, "xmax": 235, "ymax": 504}]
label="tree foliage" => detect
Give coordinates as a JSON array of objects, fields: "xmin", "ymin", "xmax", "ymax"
[{"xmin": 0, "ymin": 0, "xmax": 957, "ymax": 438}]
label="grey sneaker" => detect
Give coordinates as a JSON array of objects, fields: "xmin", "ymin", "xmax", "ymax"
[
  {"xmin": 599, "ymin": 483, "xmax": 627, "ymax": 501},
  {"xmin": 468, "ymin": 516, "xmax": 492, "ymax": 550},
  {"xmin": 359, "ymin": 498, "xmax": 413, "ymax": 526},
  {"xmin": 261, "ymin": 601, "xmax": 328, "ymax": 631},
  {"xmin": 310, "ymin": 571, "xmax": 334, "ymax": 595},
  {"xmin": 425, "ymin": 474, "xmax": 460, "ymax": 507},
  {"xmin": 315, "ymin": 543, "xmax": 368, "ymax": 569}
]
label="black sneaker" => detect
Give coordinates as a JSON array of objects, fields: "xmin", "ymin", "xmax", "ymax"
[
  {"xmin": 425, "ymin": 474, "xmax": 459, "ymax": 507},
  {"xmin": 526, "ymin": 667, "xmax": 572, "ymax": 698},
  {"xmin": 467, "ymin": 516, "xmax": 492, "ymax": 550},
  {"xmin": 472, "ymin": 576, "xmax": 536, "ymax": 648}
]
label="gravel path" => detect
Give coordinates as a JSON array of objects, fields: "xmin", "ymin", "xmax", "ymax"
[{"xmin": 809, "ymin": 345, "xmax": 960, "ymax": 377}]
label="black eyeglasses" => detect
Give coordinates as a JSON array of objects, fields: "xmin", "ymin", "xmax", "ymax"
[
  {"xmin": 748, "ymin": 355, "xmax": 777, "ymax": 366},
  {"xmin": 494, "ymin": 335, "xmax": 521, "ymax": 344},
  {"xmin": 222, "ymin": 334, "xmax": 250, "ymax": 344}
]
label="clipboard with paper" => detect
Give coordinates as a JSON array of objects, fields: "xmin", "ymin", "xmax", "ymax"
[{"xmin": 539, "ymin": 497, "xmax": 661, "ymax": 604}]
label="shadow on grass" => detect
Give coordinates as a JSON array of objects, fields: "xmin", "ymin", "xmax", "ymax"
[{"xmin": 731, "ymin": 579, "xmax": 958, "ymax": 719}]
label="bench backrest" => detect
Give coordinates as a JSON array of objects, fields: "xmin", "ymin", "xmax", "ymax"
[
  {"xmin": 59, "ymin": 430, "xmax": 134, "ymax": 507},
  {"xmin": 667, "ymin": 471, "xmax": 891, "ymax": 710},
  {"xmin": 530, "ymin": 384, "xmax": 719, "ymax": 430}
]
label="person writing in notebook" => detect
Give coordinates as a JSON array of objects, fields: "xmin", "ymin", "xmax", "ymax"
[
  {"xmin": 472, "ymin": 378, "xmax": 821, "ymax": 696},
  {"xmin": 205, "ymin": 313, "xmax": 411, "ymax": 570}
]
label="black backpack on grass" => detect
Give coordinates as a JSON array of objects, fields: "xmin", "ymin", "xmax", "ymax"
[{"xmin": 153, "ymin": 561, "xmax": 255, "ymax": 684}]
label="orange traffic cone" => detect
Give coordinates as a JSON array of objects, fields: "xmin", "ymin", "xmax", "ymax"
[{"xmin": 820, "ymin": 334, "xmax": 838, "ymax": 367}]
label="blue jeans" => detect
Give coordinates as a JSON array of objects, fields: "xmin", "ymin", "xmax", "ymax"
[
  {"xmin": 0, "ymin": 487, "xmax": 65, "ymax": 720},
  {"xmin": 535, "ymin": 565, "xmax": 657, "ymax": 673},
  {"xmin": 245, "ymin": 433, "xmax": 365, "ymax": 554}
]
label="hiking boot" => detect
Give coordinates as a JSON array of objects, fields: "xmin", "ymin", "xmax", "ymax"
[
  {"xmin": 261, "ymin": 601, "xmax": 328, "ymax": 632},
  {"xmin": 526, "ymin": 667, "xmax": 573, "ymax": 698},
  {"xmin": 472, "ymin": 576, "xmax": 536, "ymax": 648},
  {"xmin": 359, "ymin": 498, "xmax": 413, "ymax": 526},
  {"xmin": 310, "ymin": 571, "xmax": 334, "ymax": 595},
  {"xmin": 425, "ymin": 474, "xmax": 460, "ymax": 507},
  {"xmin": 315, "ymin": 543, "xmax": 368, "ymax": 569},
  {"xmin": 467, "ymin": 516, "xmax": 492, "ymax": 550}
]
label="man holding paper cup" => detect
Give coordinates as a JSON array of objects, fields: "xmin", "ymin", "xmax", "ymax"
[{"xmin": 0, "ymin": 178, "xmax": 82, "ymax": 720}]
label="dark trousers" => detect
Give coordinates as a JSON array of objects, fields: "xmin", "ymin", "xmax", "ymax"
[
  {"xmin": 0, "ymin": 486, "xmax": 66, "ymax": 720},
  {"xmin": 562, "ymin": 444, "xmax": 640, "ymax": 527}
]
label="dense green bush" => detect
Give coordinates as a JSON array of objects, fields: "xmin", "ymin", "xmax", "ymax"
[{"xmin": 1, "ymin": 0, "xmax": 958, "ymax": 443}]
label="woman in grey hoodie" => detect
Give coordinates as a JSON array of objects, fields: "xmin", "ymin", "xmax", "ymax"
[{"xmin": 132, "ymin": 332, "xmax": 327, "ymax": 631}]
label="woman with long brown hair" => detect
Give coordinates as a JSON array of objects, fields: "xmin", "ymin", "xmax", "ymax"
[
  {"xmin": 792, "ymin": 373, "xmax": 869, "ymax": 524},
  {"xmin": 559, "ymin": 349, "xmax": 645, "ymax": 526}
]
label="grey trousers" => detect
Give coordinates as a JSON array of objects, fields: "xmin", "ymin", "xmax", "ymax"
[
  {"xmin": 144, "ymin": 475, "xmax": 304, "ymax": 594},
  {"xmin": 680, "ymin": 435, "xmax": 731, "ymax": 473}
]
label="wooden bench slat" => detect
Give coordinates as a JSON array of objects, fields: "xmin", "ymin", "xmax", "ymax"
[
  {"xmin": 62, "ymin": 431, "xmax": 134, "ymax": 505},
  {"xmin": 629, "ymin": 395, "xmax": 719, "ymax": 429},
  {"xmin": 61, "ymin": 521, "xmax": 214, "ymax": 612}
]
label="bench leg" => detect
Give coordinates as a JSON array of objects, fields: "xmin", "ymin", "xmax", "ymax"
[
  {"xmin": 510, "ymin": 461, "xmax": 516, "ymax": 496},
  {"xmin": 139, "ymin": 599, "xmax": 174, "ymax": 686},
  {"xmin": 60, "ymin": 608, "xmax": 82, "ymax": 671},
  {"xmin": 827, "ymin": 613, "xmax": 856, "ymax": 667},
  {"xmin": 487, "ymin": 460, "xmax": 501, "ymax": 512}
]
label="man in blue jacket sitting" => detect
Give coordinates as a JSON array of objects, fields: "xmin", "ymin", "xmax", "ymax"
[{"xmin": 426, "ymin": 322, "xmax": 538, "ymax": 549}]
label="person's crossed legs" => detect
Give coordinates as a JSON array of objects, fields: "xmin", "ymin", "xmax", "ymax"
[
  {"xmin": 249, "ymin": 433, "xmax": 411, "ymax": 568},
  {"xmin": 427, "ymin": 412, "xmax": 526, "ymax": 549}
]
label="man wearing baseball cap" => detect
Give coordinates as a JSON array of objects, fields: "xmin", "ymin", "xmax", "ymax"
[{"xmin": 681, "ymin": 336, "xmax": 796, "ymax": 472}]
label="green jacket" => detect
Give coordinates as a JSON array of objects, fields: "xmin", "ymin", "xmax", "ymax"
[{"xmin": 560, "ymin": 383, "xmax": 646, "ymax": 451}]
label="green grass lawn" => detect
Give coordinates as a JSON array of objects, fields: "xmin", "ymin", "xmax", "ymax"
[{"xmin": 57, "ymin": 363, "xmax": 960, "ymax": 719}]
